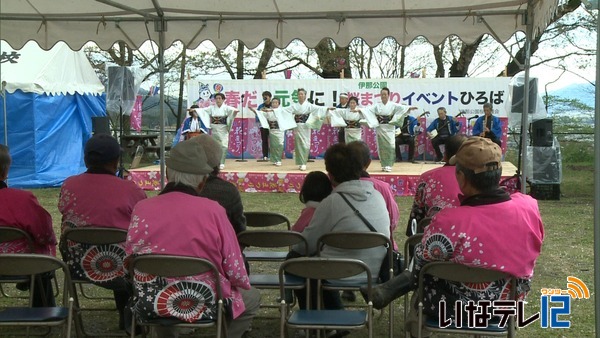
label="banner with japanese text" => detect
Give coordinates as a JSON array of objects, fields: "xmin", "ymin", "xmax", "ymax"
[{"xmin": 187, "ymin": 77, "xmax": 512, "ymax": 119}]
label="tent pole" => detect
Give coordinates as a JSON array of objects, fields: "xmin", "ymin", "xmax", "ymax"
[
  {"xmin": 519, "ymin": 1, "xmax": 534, "ymax": 194},
  {"xmin": 1, "ymin": 81, "xmax": 6, "ymax": 146},
  {"xmin": 158, "ymin": 25, "xmax": 166, "ymax": 189},
  {"xmin": 593, "ymin": 0, "xmax": 600, "ymax": 333}
]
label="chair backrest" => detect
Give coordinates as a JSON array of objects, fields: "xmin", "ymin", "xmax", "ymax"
[
  {"xmin": 279, "ymin": 257, "xmax": 373, "ymax": 307},
  {"xmin": 62, "ymin": 227, "xmax": 127, "ymax": 245},
  {"xmin": 129, "ymin": 254, "xmax": 223, "ymax": 297},
  {"xmin": 416, "ymin": 217, "xmax": 432, "ymax": 234},
  {"xmin": 130, "ymin": 145, "xmax": 144, "ymax": 169},
  {"xmin": 237, "ymin": 230, "xmax": 307, "ymax": 249},
  {"xmin": 0, "ymin": 254, "xmax": 73, "ymax": 306},
  {"xmin": 0, "ymin": 226, "xmax": 34, "ymax": 252},
  {"xmin": 243, "ymin": 211, "xmax": 291, "ymax": 230},
  {"xmin": 403, "ymin": 234, "xmax": 423, "ymax": 270}
]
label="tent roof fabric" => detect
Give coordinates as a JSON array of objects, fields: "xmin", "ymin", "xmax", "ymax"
[
  {"xmin": 0, "ymin": 41, "xmax": 104, "ymax": 95},
  {"xmin": 0, "ymin": 0, "xmax": 559, "ymax": 50}
]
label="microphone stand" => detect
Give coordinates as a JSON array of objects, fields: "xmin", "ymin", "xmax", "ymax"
[{"xmin": 236, "ymin": 94, "xmax": 247, "ymax": 162}]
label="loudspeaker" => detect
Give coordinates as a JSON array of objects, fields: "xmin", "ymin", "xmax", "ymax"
[
  {"xmin": 92, "ymin": 116, "xmax": 111, "ymax": 135},
  {"xmin": 530, "ymin": 118, "xmax": 553, "ymax": 147},
  {"xmin": 511, "ymin": 78, "xmax": 538, "ymax": 114},
  {"xmin": 107, "ymin": 66, "xmax": 135, "ymax": 104},
  {"xmin": 532, "ymin": 147, "xmax": 560, "ymax": 183}
]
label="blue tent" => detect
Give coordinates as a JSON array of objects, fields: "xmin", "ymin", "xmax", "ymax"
[{"xmin": 0, "ymin": 41, "xmax": 105, "ymax": 188}]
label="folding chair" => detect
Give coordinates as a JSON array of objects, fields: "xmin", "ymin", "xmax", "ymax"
[
  {"xmin": 129, "ymin": 254, "xmax": 227, "ymax": 338},
  {"xmin": 61, "ymin": 227, "xmax": 128, "ymax": 336},
  {"xmin": 243, "ymin": 212, "xmax": 291, "ymax": 261},
  {"xmin": 279, "ymin": 257, "xmax": 374, "ymax": 338},
  {"xmin": 317, "ymin": 232, "xmax": 394, "ymax": 338},
  {"xmin": 0, "ymin": 226, "xmax": 60, "ymax": 299},
  {"xmin": 0, "ymin": 254, "xmax": 75, "ymax": 338},
  {"xmin": 416, "ymin": 261, "xmax": 517, "ymax": 338},
  {"xmin": 402, "ymin": 234, "xmax": 423, "ymax": 337},
  {"xmin": 237, "ymin": 230, "xmax": 306, "ymax": 310}
]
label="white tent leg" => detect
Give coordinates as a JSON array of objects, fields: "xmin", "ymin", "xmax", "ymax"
[
  {"xmin": 157, "ymin": 21, "xmax": 166, "ymax": 189},
  {"xmin": 593, "ymin": 0, "xmax": 600, "ymax": 333},
  {"xmin": 519, "ymin": 1, "xmax": 534, "ymax": 194}
]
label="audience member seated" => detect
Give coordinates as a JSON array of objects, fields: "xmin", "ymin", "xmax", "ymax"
[
  {"xmin": 405, "ymin": 134, "xmax": 466, "ymax": 236},
  {"xmin": 291, "ymin": 171, "xmax": 333, "ymax": 233},
  {"xmin": 58, "ymin": 134, "xmax": 147, "ymax": 330},
  {"xmin": 124, "ymin": 138, "xmax": 260, "ymax": 338},
  {"xmin": 291, "ymin": 143, "xmax": 390, "ymax": 310},
  {"xmin": 365, "ymin": 137, "xmax": 544, "ymax": 337},
  {"xmin": 194, "ymin": 134, "xmax": 246, "ymax": 235},
  {"xmin": 0, "ymin": 144, "xmax": 57, "ymax": 307}
]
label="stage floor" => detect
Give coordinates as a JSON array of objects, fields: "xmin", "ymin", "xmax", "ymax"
[{"xmin": 128, "ymin": 159, "xmax": 519, "ymax": 197}]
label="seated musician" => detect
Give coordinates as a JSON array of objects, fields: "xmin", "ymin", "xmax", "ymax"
[
  {"xmin": 472, "ymin": 102, "xmax": 502, "ymax": 148},
  {"xmin": 182, "ymin": 104, "xmax": 207, "ymax": 140},
  {"xmin": 426, "ymin": 107, "xmax": 460, "ymax": 163}
]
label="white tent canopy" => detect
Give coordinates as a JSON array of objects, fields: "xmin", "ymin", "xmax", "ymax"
[
  {"xmin": 1, "ymin": 0, "xmax": 558, "ymax": 50},
  {"xmin": 0, "ymin": 41, "xmax": 104, "ymax": 95}
]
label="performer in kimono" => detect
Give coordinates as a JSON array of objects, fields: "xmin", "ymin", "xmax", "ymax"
[
  {"xmin": 472, "ymin": 102, "xmax": 503, "ymax": 147},
  {"xmin": 124, "ymin": 139, "xmax": 260, "ymax": 338},
  {"xmin": 199, "ymin": 93, "xmax": 239, "ymax": 170},
  {"xmin": 250, "ymin": 98, "xmax": 288, "ymax": 166},
  {"xmin": 364, "ymin": 87, "xmax": 417, "ymax": 172},
  {"xmin": 336, "ymin": 92, "xmax": 349, "ymax": 143},
  {"xmin": 333, "ymin": 96, "xmax": 365, "ymax": 143},
  {"xmin": 181, "ymin": 104, "xmax": 207, "ymax": 140},
  {"xmin": 58, "ymin": 134, "xmax": 147, "ymax": 331},
  {"xmin": 0, "ymin": 144, "xmax": 57, "ymax": 307},
  {"xmin": 280, "ymin": 88, "xmax": 332, "ymax": 171}
]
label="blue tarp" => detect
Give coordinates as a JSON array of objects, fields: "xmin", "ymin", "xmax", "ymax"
[{"xmin": 0, "ymin": 90, "xmax": 106, "ymax": 188}]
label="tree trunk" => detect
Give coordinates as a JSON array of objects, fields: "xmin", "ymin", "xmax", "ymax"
[
  {"xmin": 314, "ymin": 39, "xmax": 352, "ymax": 79},
  {"xmin": 433, "ymin": 45, "xmax": 444, "ymax": 78},
  {"xmin": 449, "ymin": 36, "xmax": 483, "ymax": 77},
  {"xmin": 236, "ymin": 40, "xmax": 245, "ymax": 79},
  {"xmin": 176, "ymin": 48, "xmax": 187, "ymax": 127},
  {"xmin": 254, "ymin": 39, "xmax": 276, "ymax": 79}
]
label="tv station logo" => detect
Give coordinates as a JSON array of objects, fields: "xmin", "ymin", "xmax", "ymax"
[{"xmin": 437, "ymin": 276, "xmax": 589, "ymax": 329}]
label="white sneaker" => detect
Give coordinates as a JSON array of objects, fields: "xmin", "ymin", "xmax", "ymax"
[
  {"xmin": 219, "ymin": 164, "xmax": 225, "ymax": 170},
  {"xmin": 383, "ymin": 166, "xmax": 392, "ymax": 172},
  {"xmin": 299, "ymin": 165, "xmax": 306, "ymax": 171},
  {"xmin": 263, "ymin": 156, "xmax": 268, "ymax": 161},
  {"xmin": 275, "ymin": 161, "xmax": 282, "ymax": 166}
]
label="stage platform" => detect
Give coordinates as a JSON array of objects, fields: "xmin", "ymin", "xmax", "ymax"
[{"xmin": 128, "ymin": 159, "xmax": 519, "ymax": 197}]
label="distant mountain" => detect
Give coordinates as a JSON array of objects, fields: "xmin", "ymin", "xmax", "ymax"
[{"xmin": 547, "ymin": 83, "xmax": 595, "ymax": 108}]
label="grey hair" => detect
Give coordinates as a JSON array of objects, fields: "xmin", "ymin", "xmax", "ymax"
[{"xmin": 167, "ymin": 168, "xmax": 207, "ymax": 188}]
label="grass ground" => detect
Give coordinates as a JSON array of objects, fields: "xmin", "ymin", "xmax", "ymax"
[{"xmin": 1, "ymin": 142, "xmax": 595, "ymax": 337}]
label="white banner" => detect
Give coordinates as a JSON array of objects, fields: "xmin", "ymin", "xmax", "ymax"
[{"xmin": 187, "ymin": 78, "xmax": 512, "ymax": 120}]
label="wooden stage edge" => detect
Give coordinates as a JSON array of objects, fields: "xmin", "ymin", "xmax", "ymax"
[{"xmin": 128, "ymin": 159, "xmax": 519, "ymax": 195}]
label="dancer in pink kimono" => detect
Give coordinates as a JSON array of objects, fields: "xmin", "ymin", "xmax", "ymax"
[{"xmin": 124, "ymin": 138, "xmax": 260, "ymax": 338}]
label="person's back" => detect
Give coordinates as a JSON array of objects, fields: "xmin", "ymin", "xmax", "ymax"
[
  {"xmin": 124, "ymin": 138, "xmax": 259, "ymax": 338},
  {"xmin": 193, "ymin": 134, "xmax": 247, "ymax": 234},
  {"xmin": 406, "ymin": 135, "xmax": 466, "ymax": 235}
]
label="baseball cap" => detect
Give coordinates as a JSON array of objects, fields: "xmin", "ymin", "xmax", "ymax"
[
  {"xmin": 190, "ymin": 134, "xmax": 222, "ymax": 169},
  {"xmin": 165, "ymin": 139, "xmax": 214, "ymax": 175},
  {"xmin": 84, "ymin": 134, "xmax": 121, "ymax": 165},
  {"xmin": 448, "ymin": 136, "xmax": 502, "ymax": 174}
]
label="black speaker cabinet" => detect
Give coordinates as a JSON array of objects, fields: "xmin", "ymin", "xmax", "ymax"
[
  {"xmin": 92, "ymin": 116, "xmax": 111, "ymax": 135},
  {"xmin": 530, "ymin": 119, "xmax": 553, "ymax": 147},
  {"xmin": 532, "ymin": 146, "xmax": 560, "ymax": 183},
  {"xmin": 511, "ymin": 78, "xmax": 538, "ymax": 114}
]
